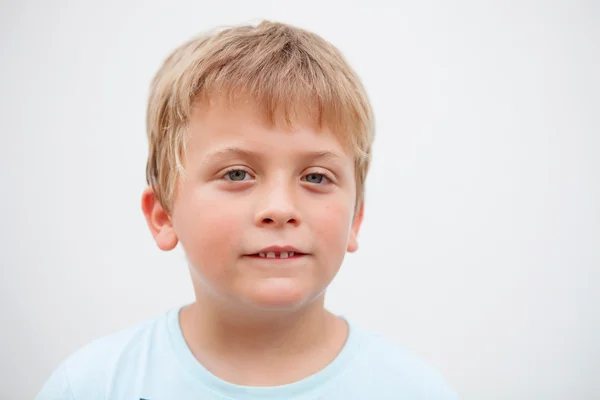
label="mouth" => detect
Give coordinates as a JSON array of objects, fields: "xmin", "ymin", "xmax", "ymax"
[{"xmin": 246, "ymin": 251, "xmax": 307, "ymax": 259}]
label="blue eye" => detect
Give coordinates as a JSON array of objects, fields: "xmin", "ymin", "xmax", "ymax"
[
  {"xmin": 224, "ymin": 170, "xmax": 249, "ymax": 181},
  {"xmin": 304, "ymin": 173, "xmax": 328, "ymax": 184}
]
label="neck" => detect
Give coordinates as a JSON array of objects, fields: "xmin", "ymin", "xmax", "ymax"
[
  {"xmin": 178, "ymin": 293, "xmax": 348, "ymax": 385},
  {"xmin": 181, "ymin": 294, "xmax": 333, "ymax": 356}
]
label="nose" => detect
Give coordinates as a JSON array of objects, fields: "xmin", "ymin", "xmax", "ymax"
[{"xmin": 254, "ymin": 181, "xmax": 300, "ymax": 228}]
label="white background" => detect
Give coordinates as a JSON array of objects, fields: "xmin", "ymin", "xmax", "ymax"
[{"xmin": 1, "ymin": 1, "xmax": 599, "ymax": 399}]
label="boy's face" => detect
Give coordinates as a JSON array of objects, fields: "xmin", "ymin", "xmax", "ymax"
[{"xmin": 145, "ymin": 97, "xmax": 363, "ymax": 312}]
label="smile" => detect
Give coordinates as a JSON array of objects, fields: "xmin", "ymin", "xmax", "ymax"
[{"xmin": 248, "ymin": 252, "xmax": 305, "ymax": 259}]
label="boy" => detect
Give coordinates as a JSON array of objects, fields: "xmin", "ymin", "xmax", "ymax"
[{"xmin": 37, "ymin": 20, "xmax": 457, "ymax": 399}]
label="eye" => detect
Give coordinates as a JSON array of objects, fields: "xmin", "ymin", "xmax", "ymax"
[
  {"xmin": 222, "ymin": 169, "xmax": 252, "ymax": 182},
  {"xmin": 303, "ymin": 173, "xmax": 330, "ymax": 184}
]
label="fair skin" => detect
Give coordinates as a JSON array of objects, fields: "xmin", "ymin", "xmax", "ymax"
[{"xmin": 142, "ymin": 96, "xmax": 364, "ymax": 386}]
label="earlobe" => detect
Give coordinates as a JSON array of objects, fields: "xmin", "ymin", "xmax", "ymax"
[
  {"xmin": 347, "ymin": 203, "xmax": 364, "ymax": 253},
  {"xmin": 141, "ymin": 186, "xmax": 178, "ymax": 251},
  {"xmin": 347, "ymin": 231, "xmax": 359, "ymax": 253}
]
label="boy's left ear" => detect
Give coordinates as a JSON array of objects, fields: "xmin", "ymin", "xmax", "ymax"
[{"xmin": 347, "ymin": 203, "xmax": 364, "ymax": 253}]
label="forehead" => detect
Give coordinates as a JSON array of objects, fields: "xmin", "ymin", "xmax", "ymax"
[{"xmin": 186, "ymin": 96, "xmax": 353, "ymax": 159}]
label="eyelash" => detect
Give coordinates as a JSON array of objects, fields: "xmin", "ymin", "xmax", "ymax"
[{"xmin": 221, "ymin": 168, "xmax": 333, "ymax": 184}]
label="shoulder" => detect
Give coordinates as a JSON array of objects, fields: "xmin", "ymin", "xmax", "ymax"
[
  {"xmin": 36, "ymin": 310, "xmax": 170, "ymax": 400},
  {"xmin": 346, "ymin": 323, "xmax": 458, "ymax": 399}
]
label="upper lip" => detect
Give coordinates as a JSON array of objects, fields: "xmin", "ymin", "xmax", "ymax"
[{"xmin": 252, "ymin": 245, "xmax": 305, "ymax": 254}]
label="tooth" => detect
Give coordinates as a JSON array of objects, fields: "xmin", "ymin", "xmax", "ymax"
[
  {"xmin": 289, "ymin": 252, "xmax": 294, "ymax": 257},
  {"xmin": 266, "ymin": 252, "xmax": 276, "ymax": 258},
  {"xmin": 280, "ymin": 252, "xmax": 289, "ymax": 259},
  {"xmin": 259, "ymin": 253, "xmax": 266, "ymax": 258}
]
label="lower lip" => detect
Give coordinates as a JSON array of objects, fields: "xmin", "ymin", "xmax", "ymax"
[{"xmin": 245, "ymin": 254, "xmax": 307, "ymax": 261}]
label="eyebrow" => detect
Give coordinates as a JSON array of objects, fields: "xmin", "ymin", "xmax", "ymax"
[
  {"xmin": 202, "ymin": 146, "xmax": 344, "ymax": 164},
  {"xmin": 202, "ymin": 146, "xmax": 257, "ymax": 164}
]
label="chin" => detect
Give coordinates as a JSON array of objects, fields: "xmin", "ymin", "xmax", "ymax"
[{"xmin": 240, "ymin": 278, "xmax": 321, "ymax": 311}]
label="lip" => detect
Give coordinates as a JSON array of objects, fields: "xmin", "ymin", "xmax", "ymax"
[{"xmin": 248, "ymin": 245, "xmax": 306, "ymax": 255}]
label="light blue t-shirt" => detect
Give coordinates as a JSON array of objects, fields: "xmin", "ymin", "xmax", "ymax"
[{"xmin": 36, "ymin": 305, "xmax": 458, "ymax": 399}]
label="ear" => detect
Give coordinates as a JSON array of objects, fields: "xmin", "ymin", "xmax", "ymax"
[
  {"xmin": 141, "ymin": 186, "xmax": 178, "ymax": 251},
  {"xmin": 347, "ymin": 203, "xmax": 364, "ymax": 253}
]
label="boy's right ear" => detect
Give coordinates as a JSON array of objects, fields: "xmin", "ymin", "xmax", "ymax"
[{"xmin": 141, "ymin": 186, "xmax": 178, "ymax": 251}]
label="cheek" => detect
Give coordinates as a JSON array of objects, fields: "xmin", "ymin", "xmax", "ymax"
[
  {"xmin": 173, "ymin": 192, "xmax": 245, "ymax": 265},
  {"xmin": 311, "ymin": 197, "xmax": 354, "ymax": 251}
]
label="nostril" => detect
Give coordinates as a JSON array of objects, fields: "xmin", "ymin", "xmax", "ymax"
[{"xmin": 258, "ymin": 216, "xmax": 298, "ymax": 225}]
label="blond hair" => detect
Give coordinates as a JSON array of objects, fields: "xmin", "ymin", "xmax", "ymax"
[{"xmin": 146, "ymin": 20, "xmax": 374, "ymax": 218}]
